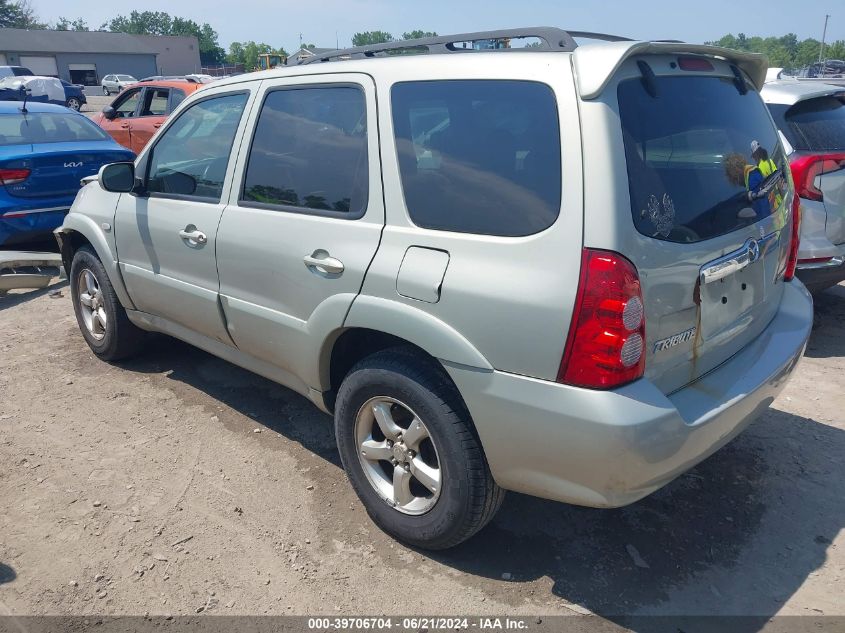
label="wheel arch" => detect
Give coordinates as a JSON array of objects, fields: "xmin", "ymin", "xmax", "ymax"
[{"xmin": 56, "ymin": 215, "xmax": 135, "ymax": 309}]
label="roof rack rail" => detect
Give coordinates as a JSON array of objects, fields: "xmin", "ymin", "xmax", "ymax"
[{"xmin": 292, "ymin": 27, "xmax": 634, "ymax": 65}]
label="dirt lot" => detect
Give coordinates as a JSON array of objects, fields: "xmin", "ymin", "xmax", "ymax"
[{"xmin": 0, "ymin": 278, "xmax": 843, "ymax": 623}]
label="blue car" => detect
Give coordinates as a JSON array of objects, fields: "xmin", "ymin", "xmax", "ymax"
[{"xmin": 0, "ymin": 101, "xmax": 135, "ymax": 246}]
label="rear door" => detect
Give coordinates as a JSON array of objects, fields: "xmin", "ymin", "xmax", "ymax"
[
  {"xmin": 216, "ymin": 74, "xmax": 383, "ymax": 383},
  {"xmin": 588, "ymin": 55, "xmax": 794, "ymax": 394}
]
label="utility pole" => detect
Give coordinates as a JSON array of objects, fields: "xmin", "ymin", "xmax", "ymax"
[{"xmin": 818, "ymin": 14, "xmax": 830, "ymax": 64}]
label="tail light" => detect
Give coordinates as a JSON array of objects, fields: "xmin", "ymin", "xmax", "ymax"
[
  {"xmin": 557, "ymin": 249, "xmax": 646, "ymax": 389},
  {"xmin": 784, "ymin": 192, "xmax": 802, "ymax": 282},
  {"xmin": 677, "ymin": 57, "xmax": 714, "ymax": 72},
  {"xmin": 789, "ymin": 153, "xmax": 845, "ymax": 201},
  {"xmin": 0, "ymin": 168, "xmax": 30, "ymax": 186}
]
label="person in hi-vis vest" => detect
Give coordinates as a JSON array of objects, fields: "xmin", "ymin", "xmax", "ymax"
[{"xmin": 751, "ymin": 140, "xmax": 786, "ymax": 230}]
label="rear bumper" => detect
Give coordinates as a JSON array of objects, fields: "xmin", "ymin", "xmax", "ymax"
[
  {"xmin": 445, "ymin": 280, "xmax": 813, "ymax": 508},
  {"xmin": 0, "ymin": 202, "xmax": 72, "ymax": 246},
  {"xmin": 796, "ymin": 246, "xmax": 845, "ymax": 292}
]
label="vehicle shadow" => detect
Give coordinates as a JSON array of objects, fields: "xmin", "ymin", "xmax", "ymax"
[
  {"xmin": 0, "ymin": 279, "xmax": 67, "ymax": 312},
  {"xmin": 0, "ymin": 562, "xmax": 16, "ymax": 584},
  {"xmin": 805, "ymin": 283, "xmax": 845, "ymax": 359},
  {"xmin": 428, "ymin": 406, "xmax": 843, "ymax": 628},
  {"xmin": 115, "ymin": 338, "xmax": 842, "ymax": 630}
]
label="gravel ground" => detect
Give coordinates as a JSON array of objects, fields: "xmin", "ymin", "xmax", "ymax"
[{"xmin": 0, "ymin": 278, "xmax": 843, "ymax": 623}]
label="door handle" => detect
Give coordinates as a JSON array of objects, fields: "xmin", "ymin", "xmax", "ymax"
[
  {"xmin": 153, "ymin": 123, "xmax": 162, "ymax": 129},
  {"xmin": 303, "ymin": 251, "xmax": 344, "ymax": 275},
  {"xmin": 120, "ymin": 123, "xmax": 129, "ymax": 129},
  {"xmin": 179, "ymin": 228, "xmax": 207, "ymax": 244}
]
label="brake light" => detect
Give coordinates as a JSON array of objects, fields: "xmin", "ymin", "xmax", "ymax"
[
  {"xmin": 789, "ymin": 153, "xmax": 845, "ymax": 201},
  {"xmin": 784, "ymin": 192, "xmax": 802, "ymax": 281},
  {"xmin": 677, "ymin": 57, "xmax": 714, "ymax": 72},
  {"xmin": 558, "ymin": 249, "xmax": 646, "ymax": 389},
  {"xmin": 0, "ymin": 168, "xmax": 30, "ymax": 186}
]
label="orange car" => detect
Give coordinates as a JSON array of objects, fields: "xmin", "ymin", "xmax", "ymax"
[{"xmin": 92, "ymin": 79, "xmax": 204, "ymax": 154}]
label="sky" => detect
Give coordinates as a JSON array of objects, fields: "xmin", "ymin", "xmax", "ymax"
[{"xmin": 31, "ymin": 0, "xmax": 843, "ymax": 52}]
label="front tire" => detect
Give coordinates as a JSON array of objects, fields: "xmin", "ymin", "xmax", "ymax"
[
  {"xmin": 102, "ymin": 86, "xmax": 109, "ymax": 95},
  {"xmin": 69, "ymin": 246, "xmax": 145, "ymax": 361},
  {"xmin": 335, "ymin": 348, "xmax": 504, "ymax": 549}
]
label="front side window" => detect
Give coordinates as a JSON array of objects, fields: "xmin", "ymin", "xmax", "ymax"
[
  {"xmin": 146, "ymin": 92, "xmax": 248, "ymax": 201},
  {"xmin": 113, "ymin": 88, "xmax": 141, "ymax": 117},
  {"xmin": 241, "ymin": 85, "xmax": 368, "ymax": 216},
  {"xmin": 619, "ymin": 75, "xmax": 786, "ymax": 243},
  {"xmin": 141, "ymin": 88, "xmax": 169, "ymax": 116},
  {"xmin": 391, "ymin": 80, "xmax": 562, "ymax": 237}
]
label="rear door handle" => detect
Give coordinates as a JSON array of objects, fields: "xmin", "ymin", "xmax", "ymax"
[
  {"xmin": 153, "ymin": 123, "xmax": 162, "ymax": 129},
  {"xmin": 303, "ymin": 251, "xmax": 344, "ymax": 275},
  {"xmin": 179, "ymin": 227, "xmax": 207, "ymax": 244}
]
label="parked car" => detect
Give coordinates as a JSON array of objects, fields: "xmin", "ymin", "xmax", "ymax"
[
  {"xmin": 0, "ymin": 101, "xmax": 134, "ymax": 246},
  {"xmin": 60, "ymin": 80, "xmax": 87, "ymax": 111},
  {"xmin": 92, "ymin": 79, "xmax": 203, "ymax": 153},
  {"xmin": 0, "ymin": 66, "xmax": 34, "ymax": 78},
  {"xmin": 56, "ymin": 28, "xmax": 813, "ymax": 549},
  {"xmin": 100, "ymin": 74, "xmax": 137, "ymax": 95},
  {"xmin": 762, "ymin": 80, "xmax": 845, "ymax": 291},
  {"xmin": 0, "ymin": 76, "xmax": 87, "ymax": 111}
]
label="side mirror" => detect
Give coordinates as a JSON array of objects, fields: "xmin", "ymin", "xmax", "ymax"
[
  {"xmin": 102, "ymin": 106, "xmax": 117, "ymax": 120},
  {"xmin": 99, "ymin": 162, "xmax": 135, "ymax": 193}
]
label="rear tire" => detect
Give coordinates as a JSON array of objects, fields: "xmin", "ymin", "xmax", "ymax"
[
  {"xmin": 69, "ymin": 246, "xmax": 145, "ymax": 361},
  {"xmin": 335, "ymin": 348, "xmax": 504, "ymax": 549},
  {"xmin": 102, "ymin": 86, "xmax": 109, "ymax": 96},
  {"xmin": 66, "ymin": 97, "xmax": 81, "ymax": 111}
]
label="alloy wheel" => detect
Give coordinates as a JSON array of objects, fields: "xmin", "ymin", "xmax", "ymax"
[
  {"xmin": 354, "ymin": 396, "xmax": 442, "ymax": 515},
  {"xmin": 67, "ymin": 98, "xmax": 81, "ymax": 111},
  {"xmin": 77, "ymin": 269, "xmax": 107, "ymax": 341}
]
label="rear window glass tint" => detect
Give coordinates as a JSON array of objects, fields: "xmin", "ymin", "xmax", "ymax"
[
  {"xmin": 391, "ymin": 80, "xmax": 561, "ymax": 237},
  {"xmin": 619, "ymin": 75, "xmax": 787, "ymax": 243},
  {"xmin": 0, "ymin": 112, "xmax": 110, "ymax": 146},
  {"xmin": 783, "ymin": 95, "xmax": 845, "ymax": 151}
]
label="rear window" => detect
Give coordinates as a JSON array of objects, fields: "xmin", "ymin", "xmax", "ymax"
[
  {"xmin": 619, "ymin": 75, "xmax": 786, "ymax": 243},
  {"xmin": 391, "ymin": 80, "xmax": 561, "ymax": 237},
  {"xmin": 781, "ymin": 95, "xmax": 845, "ymax": 151},
  {"xmin": 0, "ymin": 112, "xmax": 110, "ymax": 146}
]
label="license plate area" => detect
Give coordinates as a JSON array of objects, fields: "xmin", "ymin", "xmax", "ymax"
[{"xmin": 699, "ymin": 257, "xmax": 765, "ymax": 341}]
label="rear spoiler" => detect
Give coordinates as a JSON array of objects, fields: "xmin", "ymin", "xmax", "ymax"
[{"xmin": 573, "ymin": 41, "xmax": 768, "ymax": 100}]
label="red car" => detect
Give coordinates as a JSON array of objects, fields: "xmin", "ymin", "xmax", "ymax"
[{"xmin": 92, "ymin": 79, "xmax": 203, "ymax": 154}]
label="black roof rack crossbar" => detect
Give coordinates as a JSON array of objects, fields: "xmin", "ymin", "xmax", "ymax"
[
  {"xmin": 293, "ymin": 27, "xmax": 629, "ymax": 65},
  {"xmin": 567, "ymin": 31, "xmax": 634, "ymax": 43}
]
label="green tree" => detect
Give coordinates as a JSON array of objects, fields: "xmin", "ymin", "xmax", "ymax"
[
  {"xmin": 105, "ymin": 11, "xmax": 226, "ymax": 65},
  {"xmin": 402, "ymin": 30, "xmax": 437, "ymax": 40},
  {"xmin": 352, "ymin": 31, "xmax": 393, "ymax": 47},
  {"xmin": 55, "ymin": 16, "xmax": 89, "ymax": 31},
  {"xmin": 226, "ymin": 41, "xmax": 287, "ymax": 70},
  {"xmin": 0, "ymin": 0, "xmax": 45, "ymax": 29}
]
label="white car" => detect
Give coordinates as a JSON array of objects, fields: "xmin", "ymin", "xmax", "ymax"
[
  {"xmin": 101, "ymin": 74, "xmax": 137, "ymax": 95},
  {"xmin": 762, "ymin": 80, "xmax": 845, "ymax": 291}
]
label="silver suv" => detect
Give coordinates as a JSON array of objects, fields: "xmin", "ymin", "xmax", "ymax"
[{"xmin": 56, "ymin": 28, "xmax": 814, "ymax": 549}]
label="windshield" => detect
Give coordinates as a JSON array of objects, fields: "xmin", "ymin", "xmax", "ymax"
[
  {"xmin": 0, "ymin": 112, "xmax": 111, "ymax": 146},
  {"xmin": 619, "ymin": 74, "xmax": 787, "ymax": 243}
]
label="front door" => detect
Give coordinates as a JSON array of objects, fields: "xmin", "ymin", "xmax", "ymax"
[
  {"xmin": 102, "ymin": 87, "xmax": 143, "ymax": 149},
  {"xmin": 216, "ymin": 75, "xmax": 384, "ymax": 387},
  {"xmin": 114, "ymin": 89, "xmax": 254, "ymax": 344},
  {"xmin": 127, "ymin": 87, "xmax": 170, "ymax": 153}
]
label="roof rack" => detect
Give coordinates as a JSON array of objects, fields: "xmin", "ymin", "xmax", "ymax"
[{"xmin": 292, "ymin": 27, "xmax": 633, "ymax": 65}]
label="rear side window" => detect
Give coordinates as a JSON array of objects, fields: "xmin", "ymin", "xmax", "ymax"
[
  {"xmin": 141, "ymin": 88, "xmax": 169, "ymax": 116},
  {"xmin": 241, "ymin": 86, "xmax": 368, "ymax": 216},
  {"xmin": 391, "ymin": 80, "xmax": 561, "ymax": 237},
  {"xmin": 782, "ymin": 95, "xmax": 845, "ymax": 151},
  {"xmin": 619, "ymin": 75, "xmax": 786, "ymax": 243},
  {"xmin": 0, "ymin": 112, "xmax": 110, "ymax": 146}
]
